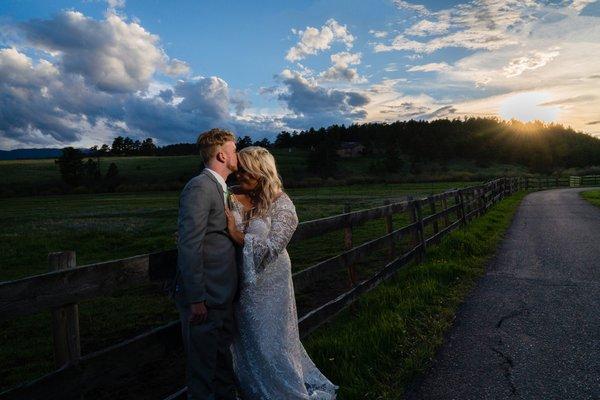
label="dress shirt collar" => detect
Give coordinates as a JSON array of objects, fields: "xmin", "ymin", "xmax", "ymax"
[{"xmin": 205, "ymin": 168, "xmax": 228, "ymax": 193}]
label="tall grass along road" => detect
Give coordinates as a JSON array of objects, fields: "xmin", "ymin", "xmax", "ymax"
[{"xmin": 406, "ymin": 188, "xmax": 600, "ymax": 399}]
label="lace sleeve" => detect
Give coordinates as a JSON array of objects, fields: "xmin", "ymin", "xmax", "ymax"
[{"xmin": 242, "ymin": 194, "xmax": 298, "ymax": 283}]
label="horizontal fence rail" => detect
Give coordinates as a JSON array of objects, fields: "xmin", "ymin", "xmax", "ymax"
[{"xmin": 0, "ymin": 175, "xmax": 580, "ymax": 399}]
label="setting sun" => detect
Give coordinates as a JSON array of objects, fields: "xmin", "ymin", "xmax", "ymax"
[{"xmin": 499, "ymin": 92, "xmax": 560, "ymax": 123}]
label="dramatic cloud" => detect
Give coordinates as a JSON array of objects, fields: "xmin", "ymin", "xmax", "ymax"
[
  {"xmin": 286, "ymin": 19, "xmax": 354, "ymax": 62},
  {"xmin": 174, "ymin": 77, "xmax": 230, "ymax": 120},
  {"xmin": 375, "ymin": 0, "xmax": 538, "ymax": 54},
  {"xmin": 367, "ymin": 0, "xmax": 600, "ymax": 136},
  {"xmin": 319, "ymin": 52, "xmax": 366, "ymax": 83},
  {"xmin": 18, "ymin": 11, "xmax": 187, "ymax": 93},
  {"xmin": 277, "ymin": 69, "xmax": 369, "ymax": 128},
  {"xmin": 2, "ymin": 0, "xmax": 599, "ymax": 148},
  {"xmin": 0, "ymin": 11, "xmax": 265, "ymax": 148}
]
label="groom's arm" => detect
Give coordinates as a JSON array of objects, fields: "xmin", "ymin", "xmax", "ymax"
[{"xmin": 177, "ymin": 181, "xmax": 211, "ymax": 305}]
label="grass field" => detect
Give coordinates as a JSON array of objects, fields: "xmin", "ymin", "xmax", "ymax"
[
  {"xmin": 0, "ymin": 181, "xmax": 478, "ymax": 393},
  {"xmin": 0, "ymin": 150, "xmax": 527, "ymax": 197},
  {"xmin": 580, "ymin": 189, "xmax": 600, "ymax": 208},
  {"xmin": 0, "ymin": 181, "xmax": 478, "ymax": 281},
  {"xmin": 0, "ymin": 151, "xmax": 308, "ymax": 187}
]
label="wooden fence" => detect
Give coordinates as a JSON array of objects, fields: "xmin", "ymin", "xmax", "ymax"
[
  {"xmin": 569, "ymin": 175, "xmax": 600, "ymax": 187},
  {"xmin": 0, "ymin": 176, "xmax": 536, "ymax": 399}
]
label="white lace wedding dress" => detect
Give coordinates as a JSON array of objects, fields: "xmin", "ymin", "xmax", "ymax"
[{"xmin": 230, "ymin": 193, "xmax": 338, "ymax": 400}]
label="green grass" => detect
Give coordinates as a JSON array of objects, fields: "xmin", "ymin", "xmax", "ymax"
[
  {"xmin": 0, "ymin": 185, "xmax": 523, "ymax": 395},
  {"xmin": 580, "ymin": 189, "xmax": 600, "ymax": 208},
  {"xmin": 0, "ymin": 181, "xmax": 474, "ymax": 392},
  {"xmin": 0, "ymin": 182, "xmax": 475, "ymax": 281},
  {"xmin": 304, "ymin": 191, "xmax": 527, "ymax": 399},
  {"xmin": 0, "ymin": 150, "xmax": 527, "ymax": 197}
]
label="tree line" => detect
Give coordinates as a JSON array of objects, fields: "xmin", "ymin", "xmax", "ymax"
[
  {"xmin": 273, "ymin": 118, "xmax": 600, "ymax": 174},
  {"xmin": 88, "ymin": 135, "xmax": 273, "ymax": 157},
  {"xmin": 56, "ymin": 117, "xmax": 600, "ymax": 189},
  {"xmin": 94, "ymin": 118, "xmax": 600, "ymax": 175}
]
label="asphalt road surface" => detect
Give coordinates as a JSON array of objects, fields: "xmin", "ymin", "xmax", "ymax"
[{"xmin": 406, "ymin": 188, "xmax": 600, "ymax": 400}]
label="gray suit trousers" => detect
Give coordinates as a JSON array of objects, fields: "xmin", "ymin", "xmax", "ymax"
[{"xmin": 175, "ymin": 295, "xmax": 237, "ymax": 400}]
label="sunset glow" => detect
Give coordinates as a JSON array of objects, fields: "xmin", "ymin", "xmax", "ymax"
[
  {"xmin": 499, "ymin": 92, "xmax": 561, "ymax": 123},
  {"xmin": 0, "ymin": 0, "xmax": 599, "ymax": 149}
]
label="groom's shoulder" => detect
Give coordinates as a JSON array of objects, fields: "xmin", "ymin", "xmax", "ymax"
[{"xmin": 182, "ymin": 172, "xmax": 212, "ymax": 192}]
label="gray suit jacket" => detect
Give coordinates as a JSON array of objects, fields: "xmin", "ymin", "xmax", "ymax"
[{"xmin": 174, "ymin": 169, "xmax": 238, "ymax": 308}]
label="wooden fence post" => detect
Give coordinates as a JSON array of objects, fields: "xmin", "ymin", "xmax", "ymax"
[
  {"xmin": 413, "ymin": 201, "xmax": 426, "ymax": 260},
  {"xmin": 429, "ymin": 196, "xmax": 439, "ymax": 234},
  {"xmin": 455, "ymin": 191, "xmax": 466, "ymax": 226},
  {"xmin": 383, "ymin": 200, "xmax": 394, "ymax": 260},
  {"xmin": 408, "ymin": 197, "xmax": 421, "ymax": 260},
  {"xmin": 478, "ymin": 188, "xmax": 485, "ymax": 216},
  {"xmin": 48, "ymin": 251, "xmax": 81, "ymax": 368},
  {"xmin": 343, "ymin": 204, "xmax": 358, "ymax": 287},
  {"xmin": 441, "ymin": 194, "xmax": 450, "ymax": 227}
]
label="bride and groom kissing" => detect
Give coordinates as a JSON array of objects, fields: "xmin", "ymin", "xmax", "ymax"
[{"xmin": 172, "ymin": 128, "xmax": 338, "ymax": 400}]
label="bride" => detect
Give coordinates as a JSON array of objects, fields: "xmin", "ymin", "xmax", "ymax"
[{"xmin": 224, "ymin": 146, "xmax": 338, "ymax": 400}]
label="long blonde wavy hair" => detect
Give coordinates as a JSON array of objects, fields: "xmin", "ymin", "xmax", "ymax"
[{"xmin": 237, "ymin": 146, "xmax": 283, "ymax": 218}]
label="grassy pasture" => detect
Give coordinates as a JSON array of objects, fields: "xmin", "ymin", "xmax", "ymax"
[
  {"xmin": 0, "ymin": 150, "xmax": 309, "ymax": 187},
  {"xmin": 0, "ymin": 182, "xmax": 520, "ymax": 398},
  {"xmin": 0, "ymin": 181, "xmax": 475, "ymax": 393},
  {"xmin": 0, "ymin": 150, "xmax": 527, "ymax": 197}
]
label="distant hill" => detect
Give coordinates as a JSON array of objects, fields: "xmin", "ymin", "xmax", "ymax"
[{"xmin": 0, "ymin": 148, "xmax": 90, "ymax": 160}]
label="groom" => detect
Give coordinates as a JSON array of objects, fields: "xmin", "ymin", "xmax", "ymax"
[{"xmin": 173, "ymin": 128, "xmax": 239, "ymax": 399}]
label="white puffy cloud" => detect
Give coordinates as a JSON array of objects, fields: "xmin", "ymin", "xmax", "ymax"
[
  {"xmin": 174, "ymin": 77, "xmax": 230, "ymax": 120},
  {"xmin": 0, "ymin": 11, "xmax": 274, "ymax": 148},
  {"xmin": 286, "ymin": 19, "xmax": 354, "ymax": 62},
  {"xmin": 276, "ymin": 68, "xmax": 369, "ymax": 128},
  {"xmin": 18, "ymin": 11, "xmax": 185, "ymax": 93},
  {"xmin": 164, "ymin": 59, "xmax": 190, "ymax": 76},
  {"xmin": 319, "ymin": 52, "xmax": 366, "ymax": 83}
]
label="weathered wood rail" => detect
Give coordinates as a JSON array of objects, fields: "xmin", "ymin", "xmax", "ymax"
[
  {"xmin": 1, "ymin": 177, "xmax": 529, "ymax": 399},
  {"xmin": 569, "ymin": 174, "xmax": 600, "ymax": 187}
]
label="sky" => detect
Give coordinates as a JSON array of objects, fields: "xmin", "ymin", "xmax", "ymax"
[{"xmin": 0, "ymin": 0, "xmax": 599, "ymax": 150}]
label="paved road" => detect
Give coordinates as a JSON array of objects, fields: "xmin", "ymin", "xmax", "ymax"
[{"xmin": 406, "ymin": 188, "xmax": 600, "ymax": 400}]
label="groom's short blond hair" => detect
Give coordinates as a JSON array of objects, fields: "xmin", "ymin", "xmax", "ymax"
[{"xmin": 197, "ymin": 128, "xmax": 236, "ymax": 163}]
